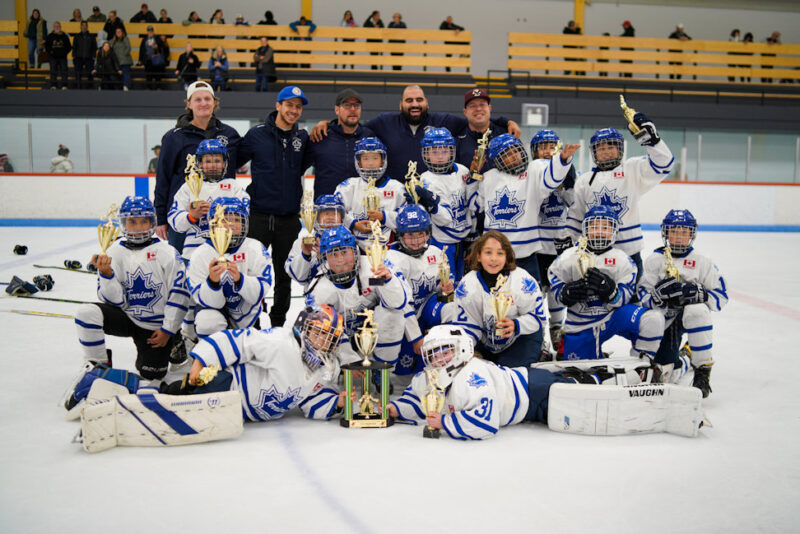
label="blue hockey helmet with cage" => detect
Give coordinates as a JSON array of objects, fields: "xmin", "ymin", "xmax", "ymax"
[
  {"xmin": 530, "ymin": 129, "xmax": 560, "ymax": 159},
  {"xmin": 396, "ymin": 204, "xmax": 432, "ymax": 258},
  {"xmin": 354, "ymin": 136, "xmax": 387, "ymax": 181},
  {"xmin": 196, "ymin": 138, "xmax": 229, "ymax": 182},
  {"xmin": 292, "ymin": 303, "xmax": 345, "ymax": 372},
  {"xmin": 119, "ymin": 195, "xmax": 156, "ymax": 244},
  {"xmin": 314, "ymin": 193, "xmax": 345, "ymax": 231},
  {"xmin": 319, "ymin": 225, "xmax": 359, "ymax": 285},
  {"xmin": 590, "ymin": 127, "xmax": 624, "ymax": 171},
  {"xmin": 582, "ymin": 204, "xmax": 619, "ymax": 252},
  {"xmin": 208, "ymin": 197, "xmax": 249, "ymax": 249},
  {"xmin": 488, "ymin": 133, "xmax": 529, "ymax": 176},
  {"xmin": 661, "ymin": 209, "xmax": 697, "ymax": 255},
  {"xmin": 421, "ymin": 127, "xmax": 456, "ymax": 173}
]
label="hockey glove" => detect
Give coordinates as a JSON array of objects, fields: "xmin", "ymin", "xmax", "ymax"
[
  {"xmin": 631, "ymin": 112, "xmax": 660, "ymax": 147},
  {"xmin": 678, "ymin": 282, "xmax": 708, "ymax": 305},
  {"xmin": 33, "ymin": 274, "xmax": 54, "ymax": 291},
  {"xmin": 560, "ymin": 279, "xmax": 590, "ymax": 306},
  {"xmin": 585, "ymin": 267, "xmax": 618, "ymax": 303},
  {"xmin": 653, "ymin": 277, "xmax": 683, "ymax": 307},
  {"xmin": 415, "ymin": 186, "xmax": 440, "ymax": 213},
  {"xmin": 554, "ymin": 237, "xmax": 573, "ymax": 256}
]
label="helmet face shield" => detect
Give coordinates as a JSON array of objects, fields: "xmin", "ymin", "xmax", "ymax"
[
  {"xmin": 354, "ymin": 137, "xmax": 388, "ymax": 182},
  {"xmin": 661, "ymin": 209, "xmax": 698, "ymax": 255},
  {"xmin": 420, "ymin": 326, "xmax": 474, "ymax": 387},
  {"xmin": 582, "ymin": 215, "xmax": 618, "ymax": 252},
  {"xmin": 323, "ymin": 245, "xmax": 358, "ymax": 285},
  {"xmin": 494, "ymin": 143, "xmax": 529, "ymax": 176},
  {"xmin": 399, "ymin": 230, "xmax": 431, "ymax": 258},
  {"xmin": 590, "ymin": 128, "xmax": 624, "ymax": 171},
  {"xmin": 208, "ymin": 198, "xmax": 249, "ymax": 249},
  {"xmin": 295, "ymin": 305, "xmax": 344, "ymax": 372}
]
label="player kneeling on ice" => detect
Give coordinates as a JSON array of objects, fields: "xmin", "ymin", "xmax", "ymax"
[
  {"xmin": 285, "ymin": 193, "xmax": 345, "ymax": 289},
  {"xmin": 638, "ymin": 210, "xmax": 728, "ymax": 397},
  {"xmin": 66, "ymin": 196, "xmax": 189, "ymax": 418},
  {"xmin": 387, "ymin": 326, "xmax": 704, "ymax": 439}
]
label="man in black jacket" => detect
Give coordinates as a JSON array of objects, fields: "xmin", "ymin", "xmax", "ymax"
[
  {"xmin": 130, "ymin": 3, "xmax": 157, "ymax": 23},
  {"xmin": 73, "ymin": 21, "xmax": 96, "ymax": 89},
  {"xmin": 237, "ymin": 86, "xmax": 313, "ymax": 327},
  {"xmin": 45, "ymin": 22, "xmax": 72, "ymax": 89}
]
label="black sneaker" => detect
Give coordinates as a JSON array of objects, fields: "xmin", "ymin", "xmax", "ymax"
[{"xmin": 693, "ymin": 366, "xmax": 712, "ymax": 398}]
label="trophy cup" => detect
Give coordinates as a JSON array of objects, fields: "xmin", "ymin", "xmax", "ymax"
[
  {"xmin": 195, "ymin": 364, "xmax": 221, "ymax": 386},
  {"xmin": 437, "ymin": 246, "xmax": 453, "ymax": 303},
  {"xmin": 471, "ymin": 129, "xmax": 491, "ymax": 181},
  {"xmin": 663, "ymin": 241, "xmax": 681, "ymax": 281},
  {"xmin": 97, "ymin": 204, "xmax": 120, "ymax": 257},
  {"xmin": 421, "ymin": 368, "xmax": 446, "ymax": 439},
  {"xmin": 366, "ymin": 220, "xmax": 388, "ymax": 286},
  {"xmin": 209, "ymin": 206, "xmax": 232, "ymax": 265},
  {"xmin": 404, "ymin": 160, "xmax": 425, "ymax": 204},
  {"xmin": 184, "ymin": 154, "xmax": 204, "ymax": 209},
  {"xmin": 299, "ymin": 189, "xmax": 317, "ymax": 246},
  {"xmin": 340, "ymin": 310, "xmax": 394, "ymax": 429},
  {"xmin": 575, "ymin": 236, "xmax": 595, "ymax": 277},
  {"xmin": 363, "ymin": 177, "xmax": 381, "ymax": 213},
  {"xmin": 619, "ymin": 95, "xmax": 650, "ymax": 144},
  {"xmin": 551, "ymin": 140, "xmax": 564, "ymax": 160},
  {"xmin": 489, "ymin": 274, "xmax": 513, "ymax": 338}
]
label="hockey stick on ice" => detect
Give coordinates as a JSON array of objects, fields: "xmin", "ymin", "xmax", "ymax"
[
  {"xmin": 2, "ymin": 309, "xmax": 74, "ymax": 319},
  {"xmin": 1, "ymin": 294, "xmax": 93, "ymax": 305},
  {"xmin": 32, "ymin": 264, "xmax": 95, "ymax": 275}
]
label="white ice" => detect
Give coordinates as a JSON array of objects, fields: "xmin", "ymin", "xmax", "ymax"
[{"xmin": 1, "ymin": 228, "xmax": 798, "ymax": 534}]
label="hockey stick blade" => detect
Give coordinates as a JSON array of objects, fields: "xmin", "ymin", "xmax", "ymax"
[
  {"xmin": 3, "ymin": 309, "xmax": 75, "ymax": 319},
  {"xmin": 33, "ymin": 264, "xmax": 94, "ymax": 275}
]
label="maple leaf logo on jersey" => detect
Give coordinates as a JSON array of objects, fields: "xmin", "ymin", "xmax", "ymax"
[
  {"xmin": 521, "ymin": 277, "xmax": 538, "ymax": 295},
  {"xmin": 467, "ymin": 372, "xmax": 487, "ymax": 388},
  {"xmin": 487, "ymin": 186, "xmax": 525, "ymax": 228},
  {"xmin": 221, "ymin": 280, "xmax": 245, "ymax": 313},
  {"xmin": 446, "ymin": 192, "xmax": 470, "ymax": 231},
  {"xmin": 591, "ymin": 186, "xmax": 629, "ymax": 220},
  {"xmin": 539, "ymin": 192, "xmax": 567, "ymax": 224},
  {"xmin": 410, "ymin": 272, "xmax": 438, "ymax": 308},
  {"xmin": 455, "ymin": 281, "xmax": 468, "ymax": 299},
  {"xmin": 254, "ymin": 385, "xmax": 303, "ymax": 419},
  {"xmin": 125, "ymin": 267, "xmax": 163, "ymax": 317}
]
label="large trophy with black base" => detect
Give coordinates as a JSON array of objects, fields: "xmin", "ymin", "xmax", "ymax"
[{"xmin": 340, "ymin": 310, "xmax": 394, "ymax": 429}]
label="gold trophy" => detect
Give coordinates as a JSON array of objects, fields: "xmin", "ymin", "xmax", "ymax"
[
  {"xmin": 299, "ymin": 189, "xmax": 317, "ymax": 246},
  {"xmin": 404, "ymin": 160, "xmax": 425, "ymax": 204},
  {"xmin": 663, "ymin": 241, "xmax": 681, "ymax": 281},
  {"xmin": 575, "ymin": 236, "xmax": 595, "ymax": 277},
  {"xmin": 366, "ymin": 220, "xmax": 389, "ymax": 286},
  {"xmin": 489, "ymin": 274, "xmax": 514, "ymax": 338},
  {"xmin": 437, "ymin": 245, "xmax": 453, "ymax": 303},
  {"xmin": 340, "ymin": 310, "xmax": 394, "ymax": 429},
  {"xmin": 363, "ymin": 177, "xmax": 381, "ymax": 212},
  {"xmin": 619, "ymin": 95, "xmax": 650, "ymax": 144},
  {"xmin": 470, "ymin": 129, "xmax": 491, "ymax": 181},
  {"xmin": 97, "ymin": 204, "xmax": 120, "ymax": 256},
  {"xmin": 421, "ymin": 368, "xmax": 446, "ymax": 439},
  {"xmin": 184, "ymin": 154, "xmax": 204, "ymax": 209},
  {"xmin": 208, "ymin": 206, "xmax": 232, "ymax": 265},
  {"xmin": 195, "ymin": 364, "xmax": 221, "ymax": 386},
  {"xmin": 550, "ymin": 140, "xmax": 564, "ymax": 159}
]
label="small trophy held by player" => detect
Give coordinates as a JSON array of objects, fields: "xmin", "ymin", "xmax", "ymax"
[
  {"xmin": 209, "ymin": 206, "xmax": 232, "ymax": 265},
  {"xmin": 299, "ymin": 189, "xmax": 317, "ymax": 246},
  {"xmin": 363, "ymin": 177, "xmax": 381, "ymax": 213},
  {"xmin": 470, "ymin": 129, "xmax": 491, "ymax": 182},
  {"xmin": 663, "ymin": 241, "xmax": 681, "ymax": 281},
  {"xmin": 404, "ymin": 160, "xmax": 425, "ymax": 204},
  {"xmin": 551, "ymin": 140, "xmax": 564, "ymax": 159},
  {"xmin": 97, "ymin": 203, "xmax": 120, "ymax": 257},
  {"xmin": 366, "ymin": 220, "xmax": 388, "ymax": 286},
  {"xmin": 184, "ymin": 154, "xmax": 204, "ymax": 209},
  {"xmin": 619, "ymin": 95, "xmax": 650, "ymax": 144},
  {"xmin": 421, "ymin": 368, "xmax": 446, "ymax": 439},
  {"xmin": 575, "ymin": 236, "xmax": 595, "ymax": 277},
  {"xmin": 437, "ymin": 245, "xmax": 453, "ymax": 303},
  {"xmin": 489, "ymin": 274, "xmax": 513, "ymax": 338},
  {"xmin": 195, "ymin": 364, "xmax": 221, "ymax": 386}
]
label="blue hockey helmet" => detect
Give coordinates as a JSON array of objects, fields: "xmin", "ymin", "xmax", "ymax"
[
  {"xmin": 292, "ymin": 303, "xmax": 345, "ymax": 372},
  {"xmin": 661, "ymin": 209, "xmax": 697, "ymax": 255},
  {"xmin": 196, "ymin": 138, "xmax": 229, "ymax": 182},
  {"xmin": 590, "ymin": 127, "xmax": 624, "ymax": 171},
  {"xmin": 119, "ymin": 195, "xmax": 156, "ymax": 245},
  {"xmin": 530, "ymin": 129, "xmax": 560, "ymax": 159},
  {"xmin": 583, "ymin": 204, "xmax": 619, "ymax": 252},
  {"xmin": 421, "ymin": 127, "xmax": 456, "ymax": 174},
  {"xmin": 314, "ymin": 193, "xmax": 345, "ymax": 231},
  {"xmin": 488, "ymin": 133, "xmax": 529, "ymax": 176},
  {"xmin": 208, "ymin": 197, "xmax": 249, "ymax": 248},
  {"xmin": 354, "ymin": 136, "xmax": 387, "ymax": 182},
  {"xmin": 319, "ymin": 225, "xmax": 359, "ymax": 285},
  {"xmin": 396, "ymin": 204, "xmax": 432, "ymax": 258}
]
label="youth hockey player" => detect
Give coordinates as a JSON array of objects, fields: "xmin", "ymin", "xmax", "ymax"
[
  {"xmin": 452, "ymin": 230, "xmax": 546, "ymax": 368},
  {"xmin": 285, "ymin": 193, "xmax": 345, "ymax": 288},
  {"xmin": 639, "ymin": 209, "xmax": 728, "ymax": 397}
]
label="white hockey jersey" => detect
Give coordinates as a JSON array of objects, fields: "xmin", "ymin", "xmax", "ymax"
[
  {"xmin": 97, "ymin": 238, "xmax": 189, "ymax": 334},
  {"xmin": 453, "ymin": 268, "xmax": 546, "ymax": 354},
  {"xmin": 285, "ymin": 229, "xmax": 322, "ymax": 287},
  {"xmin": 187, "ymin": 238, "xmax": 273, "ymax": 329},
  {"xmin": 167, "ymin": 179, "xmax": 250, "ymax": 260},
  {"xmin": 565, "ymin": 141, "xmax": 674, "ymax": 255},
  {"xmin": 548, "ymin": 246, "xmax": 637, "ymax": 334},
  {"xmin": 335, "ymin": 176, "xmax": 406, "ymax": 249},
  {"xmin": 420, "ymin": 163, "xmax": 472, "ymax": 244},
  {"xmin": 538, "ymin": 184, "xmax": 575, "ymax": 256},
  {"xmin": 391, "ymin": 358, "xmax": 530, "ymax": 440},
  {"xmin": 471, "ymin": 155, "xmax": 573, "ymax": 258},
  {"xmin": 190, "ymin": 327, "xmax": 347, "ymax": 422}
]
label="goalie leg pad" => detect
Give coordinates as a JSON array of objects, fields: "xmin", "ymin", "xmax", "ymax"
[
  {"xmin": 546, "ymin": 383, "xmax": 703, "ymax": 437},
  {"xmin": 80, "ymin": 390, "xmax": 243, "ymax": 453}
]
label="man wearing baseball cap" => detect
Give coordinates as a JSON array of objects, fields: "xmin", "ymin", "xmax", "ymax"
[
  {"xmin": 237, "ymin": 86, "xmax": 313, "ymax": 327},
  {"xmin": 455, "ymin": 88, "xmax": 503, "ymax": 175},
  {"xmin": 87, "ymin": 6, "xmax": 106, "ymax": 23},
  {"xmin": 130, "ymin": 3, "xmax": 156, "ymax": 23}
]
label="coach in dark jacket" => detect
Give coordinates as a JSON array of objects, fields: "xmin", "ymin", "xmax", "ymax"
[
  {"xmin": 454, "ymin": 88, "xmax": 503, "ymax": 174},
  {"xmin": 237, "ymin": 86, "xmax": 313, "ymax": 328}
]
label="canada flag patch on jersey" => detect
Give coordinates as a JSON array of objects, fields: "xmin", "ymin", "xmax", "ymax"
[
  {"xmin": 426, "ymin": 255, "xmax": 437, "ymax": 264},
  {"xmin": 518, "ymin": 171, "xmax": 528, "ymax": 181},
  {"xmin": 233, "ymin": 253, "xmax": 246, "ymax": 262},
  {"xmin": 362, "ymin": 287, "xmax": 373, "ymax": 297},
  {"xmin": 146, "ymin": 252, "xmax": 157, "ymax": 261},
  {"xmin": 683, "ymin": 259, "xmax": 696, "ymax": 269},
  {"xmin": 219, "ymin": 183, "xmax": 231, "ymax": 190},
  {"xmin": 604, "ymin": 257, "xmax": 616, "ymax": 266},
  {"xmin": 383, "ymin": 191, "xmax": 395, "ymax": 199},
  {"xmin": 613, "ymin": 171, "xmax": 625, "ymax": 179}
]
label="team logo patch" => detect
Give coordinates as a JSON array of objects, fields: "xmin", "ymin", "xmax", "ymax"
[
  {"xmin": 254, "ymin": 385, "xmax": 303, "ymax": 419},
  {"xmin": 467, "ymin": 372, "xmax": 487, "ymax": 388},
  {"xmin": 410, "ymin": 272, "xmax": 438, "ymax": 308},
  {"xmin": 683, "ymin": 260, "xmax": 696, "ymax": 269},
  {"xmin": 233, "ymin": 253, "xmax": 245, "ymax": 262},
  {"xmin": 521, "ymin": 277, "xmax": 538, "ymax": 295},
  {"xmin": 455, "ymin": 281, "xmax": 468, "ymax": 298},
  {"xmin": 446, "ymin": 191, "xmax": 469, "ymax": 230},
  {"xmin": 487, "ymin": 186, "xmax": 525, "ymax": 228},
  {"xmin": 125, "ymin": 267, "xmax": 163, "ymax": 317},
  {"xmin": 605, "ymin": 258, "xmax": 616, "ymax": 266},
  {"xmin": 292, "ymin": 137, "xmax": 303, "ymax": 152},
  {"xmin": 216, "ymin": 135, "xmax": 229, "ymax": 146},
  {"xmin": 207, "ymin": 396, "xmax": 220, "ymax": 408},
  {"xmin": 591, "ymin": 186, "xmax": 629, "ymax": 220},
  {"xmin": 147, "ymin": 252, "xmax": 157, "ymax": 261},
  {"xmin": 539, "ymin": 192, "xmax": 567, "ymax": 224}
]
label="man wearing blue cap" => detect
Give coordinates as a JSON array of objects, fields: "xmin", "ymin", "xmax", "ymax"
[{"xmin": 237, "ymin": 86, "xmax": 313, "ymax": 327}]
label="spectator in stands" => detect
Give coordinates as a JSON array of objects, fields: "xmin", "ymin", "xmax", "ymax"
[
  {"xmin": 363, "ymin": 11, "xmax": 384, "ymax": 70},
  {"xmin": 183, "ymin": 11, "xmax": 202, "ymax": 24},
  {"xmin": 440, "ymin": 16, "xmax": 464, "ymax": 73},
  {"xmin": 139, "ymin": 26, "xmax": 168, "ymax": 90},
  {"xmin": 24, "ymin": 9, "xmax": 47, "ymax": 69},
  {"xmin": 0, "ymin": 154, "xmax": 14, "ymax": 173},
  {"xmin": 175, "ymin": 43, "xmax": 199, "ymax": 88},
  {"xmin": 668, "ymin": 24, "xmax": 691, "ymax": 80},
  {"xmin": 619, "ymin": 20, "xmax": 635, "ymax": 77},
  {"xmin": 562, "ymin": 20, "xmax": 582, "ymax": 76},
  {"xmin": 338, "ymin": 10, "xmax": 356, "ymax": 70},
  {"xmin": 235, "ymin": 14, "xmax": 248, "ymax": 26},
  {"xmin": 387, "ymin": 13, "xmax": 407, "ymax": 71},
  {"xmin": 307, "ymin": 88, "xmax": 375, "ymax": 197},
  {"xmin": 73, "ymin": 21, "xmax": 97, "ymax": 89},
  {"xmin": 237, "ymin": 86, "xmax": 312, "ymax": 327},
  {"xmin": 728, "ymin": 29, "xmax": 741, "ymax": 82},
  {"xmin": 289, "ymin": 16, "xmax": 316, "ymax": 69},
  {"xmin": 70, "ymin": 9, "xmax": 83, "ymax": 23},
  {"xmin": 45, "ymin": 22, "xmax": 71, "ymax": 90},
  {"xmin": 111, "ymin": 28, "xmax": 133, "ymax": 90},
  {"xmin": 92, "ymin": 40, "xmax": 121, "ymax": 90},
  {"xmin": 50, "ymin": 145, "xmax": 73, "ymax": 173},
  {"xmin": 158, "ymin": 9, "xmax": 172, "ymax": 24},
  {"xmin": 258, "ymin": 11, "xmax": 277, "ymax": 25},
  {"xmin": 598, "ymin": 32, "xmax": 611, "ymax": 76},
  {"xmin": 763, "ymin": 31, "xmax": 786, "ymax": 84},
  {"xmin": 209, "ymin": 9, "xmax": 225, "ymax": 24},
  {"xmin": 155, "ymin": 81, "xmax": 241, "ymax": 252},
  {"xmin": 103, "ymin": 11, "xmax": 125, "ymax": 41},
  {"xmin": 148, "ymin": 145, "xmax": 160, "ymax": 173},
  {"xmin": 208, "ymin": 46, "xmax": 229, "ymax": 92},
  {"xmin": 741, "ymin": 32, "xmax": 754, "ymax": 82},
  {"xmin": 131, "ymin": 3, "xmax": 156, "ymax": 24},
  {"xmin": 87, "ymin": 6, "xmax": 106, "ymax": 23},
  {"xmin": 254, "ymin": 37, "xmax": 276, "ymax": 92}
]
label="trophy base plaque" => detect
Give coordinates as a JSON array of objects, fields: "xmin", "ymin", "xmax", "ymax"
[
  {"xmin": 368, "ymin": 277, "xmax": 385, "ymax": 287},
  {"xmin": 423, "ymin": 426, "xmax": 440, "ymax": 439},
  {"xmin": 437, "ymin": 292, "xmax": 454, "ymax": 303},
  {"xmin": 302, "ymin": 235, "xmax": 316, "ymax": 246},
  {"xmin": 340, "ymin": 415, "xmax": 394, "ymax": 428},
  {"xmin": 471, "ymin": 172, "xmax": 484, "ymax": 182},
  {"xmin": 340, "ymin": 361, "xmax": 393, "ymax": 429}
]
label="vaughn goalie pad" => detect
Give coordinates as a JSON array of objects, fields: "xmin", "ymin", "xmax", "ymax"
[
  {"xmin": 80, "ymin": 391, "xmax": 243, "ymax": 453},
  {"xmin": 547, "ymin": 383, "xmax": 703, "ymax": 438}
]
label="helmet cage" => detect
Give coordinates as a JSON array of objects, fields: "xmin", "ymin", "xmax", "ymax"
[{"xmin": 582, "ymin": 214, "xmax": 619, "ymax": 252}]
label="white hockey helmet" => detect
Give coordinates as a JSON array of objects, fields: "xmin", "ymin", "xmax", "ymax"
[{"xmin": 421, "ymin": 325, "xmax": 474, "ymax": 387}]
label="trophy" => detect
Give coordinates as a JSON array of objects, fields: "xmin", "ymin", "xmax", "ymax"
[
  {"xmin": 184, "ymin": 154, "xmax": 204, "ymax": 209},
  {"xmin": 195, "ymin": 364, "xmax": 221, "ymax": 386},
  {"xmin": 340, "ymin": 310, "xmax": 394, "ymax": 429},
  {"xmin": 471, "ymin": 129, "xmax": 491, "ymax": 181},
  {"xmin": 619, "ymin": 95, "xmax": 650, "ymax": 144},
  {"xmin": 575, "ymin": 236, "xmax": 595, "ymax": 277},
  {"xmin": 209, "ymin": 206, "xmax": 232, "ymax": 265},
  {"xmin": 299, "ymin": 189, "xmax": 317, "ymax": 246},
  {"xmin": 366, "ymin": 220, "xmax": 388, "ymax": 286},
  {"xmin": 363, "ymin": 177, "xmax": 381, "ymax": 212},
  {"xmin": 97, "ymin": 204, "xmax": 119, "ymax": 256},
  {"xmin": 489, "ymin": 274, "xmax": 513, "ymax": 338},
  {"xmin": 437, "ymin": 246, "xmax": 453, "ymax": 303},
  {"xmin": 404, "ymin": 160, "xmax": 425, "ymax": 204},
  {"xmin": 663, "ymin": 241, "xmax": 681, "ymax": 281},
  {"xmin": 421, "ymin": 368, "xmax": 446, "ymax": 439},
  {"xmin": 551, "ymin": 140, "xmax": 564, "ymax": 160}
]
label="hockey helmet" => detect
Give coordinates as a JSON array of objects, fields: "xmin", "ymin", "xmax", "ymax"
[
  {"xmin": 319, "ymin": 225, "xmax": 359, "ymax": 285},
  {"xmin": 354, "ymin": 137, "xmax": 387, "ymax": 182},
  {"xmin": 196, "ymin": 138, "xmax": 229, "ymax": 182},
  {"xmin": 421, "ymin": 325, "xmax": 475, "ymax": 388},
  {"xmin": 590, "ymin": 128, "xmax": 624, "ymax": 171},
  {"xmin": 119, "ymin": 195, "xmax": 156, "ymax": 245},
  {"xmin": 293, "ymin": 304, "xmax": 345, "ymax": 371},
  {"xmin": 208, "ymin": 197, "xmax": 249, "ymax": 249},
  {"xmin": 314, "ymin": 193, "xmax": 345, "ymax": 232},
  {"xmin": 530, "ymin": 129, "xmax": 560, "ymax": 160},
  {"xmin": 661, "ymin": 209, "xmax": 697, "ymax": 255},
  {"xmin": 421, "ymin": 127, "xmax": 456, "ymax": 174},
  {"xmin": 488, "ymin": 134, "xmax": 529, "ymax": 176},
  {"xmin": 396, "ymin": 204, "xmax": 431, "ymax": 258},
  {"xmin": 582, "ymin": 205, "xmax": 619, "ymax": 252}
]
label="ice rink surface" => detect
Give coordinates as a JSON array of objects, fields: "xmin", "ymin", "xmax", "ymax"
[{"xmin": 0, "ymin": 227, "xmax": 798, "ymax": 534}]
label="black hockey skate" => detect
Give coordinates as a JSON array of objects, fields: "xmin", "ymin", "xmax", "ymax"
[{"xmin": 693, "ymin": 366, "xmax": 712, "ymax": 398}]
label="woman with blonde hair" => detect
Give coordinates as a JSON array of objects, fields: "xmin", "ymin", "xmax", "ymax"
[{"xmin": 208, "ymin": 45, "xmax": 228, "ymax": 91}]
